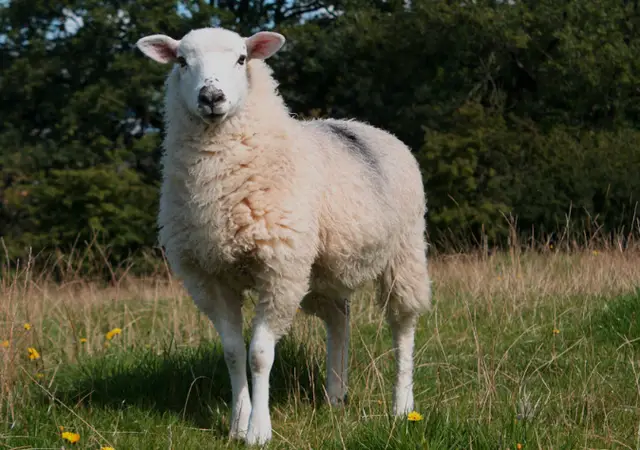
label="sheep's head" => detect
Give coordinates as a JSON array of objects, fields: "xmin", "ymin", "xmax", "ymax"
[{"xmin": 136, "ymin": 27, "xmax": 285, "ymax": 123}]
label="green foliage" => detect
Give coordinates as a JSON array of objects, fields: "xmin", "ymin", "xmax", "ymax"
[
  {"xmin": 5, "ymin": 165, "xmax": 158, "ymax": 260},
  {"xmin": 274, "ymin": 0, "xmax": 640, "ymax": 248},
  {"xmin": 2, "ymin": 0, "xmax": 640, "ymax": 264},
  {"xmin": 418, "ymin": 103, "xmax": 515, "ymax": 243},
  {"xmin": 419, "ymin": 104, "xmax": 640, "ymax": 245}
]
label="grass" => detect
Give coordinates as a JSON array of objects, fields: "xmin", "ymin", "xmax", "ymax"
[{"xmin": 2, "ymin": 248, "xmax": 640, "ymax": 449}]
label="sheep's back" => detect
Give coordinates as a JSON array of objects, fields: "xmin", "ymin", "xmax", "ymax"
[{"xmin": 300, "ymin": 118, "xmax": 426, "ymax": 287}]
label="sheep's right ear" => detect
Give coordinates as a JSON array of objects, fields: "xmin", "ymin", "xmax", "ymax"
[{"xmin": 136, "ymin": 34, "xmax": 180, "ymax": 64}]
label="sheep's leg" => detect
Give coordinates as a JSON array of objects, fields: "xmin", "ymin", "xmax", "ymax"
[
  {"xmin": 325, "ymin": 297, "xmax": 350, "ymax": 406},
  {"xmin": 183, "ymin": 278, "xmax": 251, "ymax": 439},
  {"xmin": 245, "ymin": 277, "xmax": 307, "ymax": 446},
  {"xmin": 211, "ymin": 288, "xmax": 251, "ymax": 440},
  {"xmin": 388, "ymin": 312, "xmax": 417, "ymax": 415},
  {"xmin": 301, "ymin": 293, "xmax": 351, "ymax": 405},
  {"xmin": 381, "ymin": 233, "xmax": 431, "ymax": 416}
]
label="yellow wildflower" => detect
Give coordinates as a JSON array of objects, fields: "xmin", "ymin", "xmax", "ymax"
[
  {"xmin": 101, "ymin": 447, "xmax": 115, "ymax": 450},
  {"xmin": 1, "ymin": 340, "xmax": 9, "ymax": 348},
  {"xmin": 407, "ymin": 411, "xmax": 423, "ymax": 422},
  {"xmin": 79, "ymin": 338, "xmax": 87, "ymax": 343},
  {"xmin": 23, "ymin": 323, "xmax": 32, "ymax": 331},
  {"xmin": 61, "ymin": 431, "xmax": 80, "ymax": 444},
  {"xmin": 105, "ymin": 327, "xmax": 122, "ymax": 340},
  {"xmin": 553, "ymin": 328, "xmax": 560, "ymax": 335},
  {"xmin": 36, "ymin": 373, "xmax": 44, "ymax": 379},
  {"xmin": 592, "ymin": 250, "xmax": 599, "ymax": 256},
  {"xmin": 27, "ymin": 347, "xmax": 40, "ymax": 360}
]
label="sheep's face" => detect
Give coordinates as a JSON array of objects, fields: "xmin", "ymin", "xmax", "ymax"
[{"xmin": 136, "ymin": 28, "xmax": 285, "ymax": 123}]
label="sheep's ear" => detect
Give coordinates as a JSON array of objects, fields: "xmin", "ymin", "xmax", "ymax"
[
  {"xmin": 136, "ymin": 34, "xmax": 180, "ymax": 64},
  {"xmin": 245, "ymin": 31, "xmax": 285, "ymax": 60}
]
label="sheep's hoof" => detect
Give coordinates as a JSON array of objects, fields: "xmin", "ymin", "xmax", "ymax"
[
  {"xmin": 229, "ymin": 428, "xmax": 248, "ymax": 441},
  {"xmin": 245, "ymin": 422, "xmax": 272, "ymax": 446}
]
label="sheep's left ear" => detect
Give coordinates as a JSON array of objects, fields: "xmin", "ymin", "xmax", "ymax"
[{"xmin": 245, "ymin": 31, "xmax": 285, "ymax": 60}]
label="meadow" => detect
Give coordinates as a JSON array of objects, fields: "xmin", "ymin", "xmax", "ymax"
[{"xmin": 1, "ymin": 243, "xmax": 640, "ymax": 449}]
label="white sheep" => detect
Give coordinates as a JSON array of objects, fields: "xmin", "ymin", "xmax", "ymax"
[{"xmin": 136, "ymin": 27, "xmax": 431, "ymax": 446}]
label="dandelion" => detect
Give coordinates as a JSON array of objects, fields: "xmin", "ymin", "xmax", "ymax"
[
  {"xmin": 105, "ymin": 327, "xmax": 122, "ymax": 340},
  {"xmin": 27, "ymin": 347, "xmax": 40, "ymax": 360},
  {"xmin": 1, "ymin": 340, "xmax": 8, "ymax": 348},
  {"xmin": 79, "ymin": 338, "xmax": 87, "ymax": 344},
  {"xmin": 407, "ymin": 411, "xmax": 423, "ymax": 422},
  {"xmin": 61, "ymin": 431, "xmax": 80, "ymax": 444},
  {"xmin": 101, "ymin": 447, "xmax": 115, "ymax": 450},
  {"xmin": 23, "ymin": 323, "xmax": 32, "ymax": 331},
  {"xmin": 553, "ymin": 328, "xmax": 560, "ymax": 335}
]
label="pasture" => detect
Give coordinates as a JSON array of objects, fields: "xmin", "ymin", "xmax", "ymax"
[{"xmin": 1, "ymin": 247, "xmax": 640, "ymax": 449}]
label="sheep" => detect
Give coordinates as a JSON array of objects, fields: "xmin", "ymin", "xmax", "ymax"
[{"xmin": 135, "ymin": 26, "xmax": 431, "ymax": 446}]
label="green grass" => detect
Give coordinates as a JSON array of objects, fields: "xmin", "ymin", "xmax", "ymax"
[{"xmin": 2, "ymin": 251, "xmax": 640, "ymax": 449}]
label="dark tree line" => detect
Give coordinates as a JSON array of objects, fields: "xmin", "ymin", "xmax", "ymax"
[{"xmin": 2, "ymin": 0, "xmax": 640, "ymax": 269}]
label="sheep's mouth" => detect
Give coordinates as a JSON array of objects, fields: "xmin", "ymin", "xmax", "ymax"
[
  {"xmin": 197, "ymin": 105, "xmax": 229, "ymax": 123},
  {"xmin": 198, "ymin": 109, "xmax": 227, "ymax": 124}
]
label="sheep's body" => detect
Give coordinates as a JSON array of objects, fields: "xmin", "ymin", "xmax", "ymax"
[{"xmin": 139, "ymin": 27, "xmax": 430, "ymax": 446}]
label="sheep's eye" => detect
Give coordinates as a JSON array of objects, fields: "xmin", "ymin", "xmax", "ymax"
[
  {"xmin": 177, "ymin": 56, "xmax": 187, "ymax": 68},
  {"xmin": 237, "ymin": 54, "xmax": 247, "ymax": 65}
]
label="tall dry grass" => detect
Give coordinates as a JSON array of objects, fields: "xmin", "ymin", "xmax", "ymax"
[{"xmin": 2, "ymin": 238, "xmax": 640, "ymax": 444}]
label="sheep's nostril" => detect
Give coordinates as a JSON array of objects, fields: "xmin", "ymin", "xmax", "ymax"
[
  {"xmin": 198, "ymin": 92, "xmax": 210, "ymax": 106},
  {"xmin": 212, "ymin": 91, "xmax": 226, "ymax": 104}
]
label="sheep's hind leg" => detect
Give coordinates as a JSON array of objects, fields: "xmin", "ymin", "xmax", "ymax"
[
  {"xmin": 380, "ymin": 241, "xmax": 431, "ymax": 416},
  {"xmin": 301, "ymin": 292, "xmax": 351, "ymax": 406},
  {"xmin": 183, "ymin": 278, "xmax": 251, "ymax": 440},
  {"xmin": 245, "ymin": 276, "xmax": 308, "ymax": 446},
  {"xmin": 387, "ymin": 311, "xmax": 418, "ymax": 415}
]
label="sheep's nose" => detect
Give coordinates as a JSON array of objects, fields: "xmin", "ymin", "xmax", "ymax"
[{"xmin": 198, "ymin": 86, "xmax": 226, "ymax": 107}]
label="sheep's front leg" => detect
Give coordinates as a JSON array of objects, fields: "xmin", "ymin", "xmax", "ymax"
[
  {"xmin": 212, "ymin": 293, "xmax": 252, "ymax": 440},
  {"xmin": 183, "ymin": 278, "xmax": 251, "ymax": 439},
  {"xmin": 245, "ymin": 278, "xmax": 307, "ymax": 446}
]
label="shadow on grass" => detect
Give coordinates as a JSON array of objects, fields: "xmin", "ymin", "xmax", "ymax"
[{"xmin": 45, "ymin": 335, "xmax": 325, "ymax": 431}]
